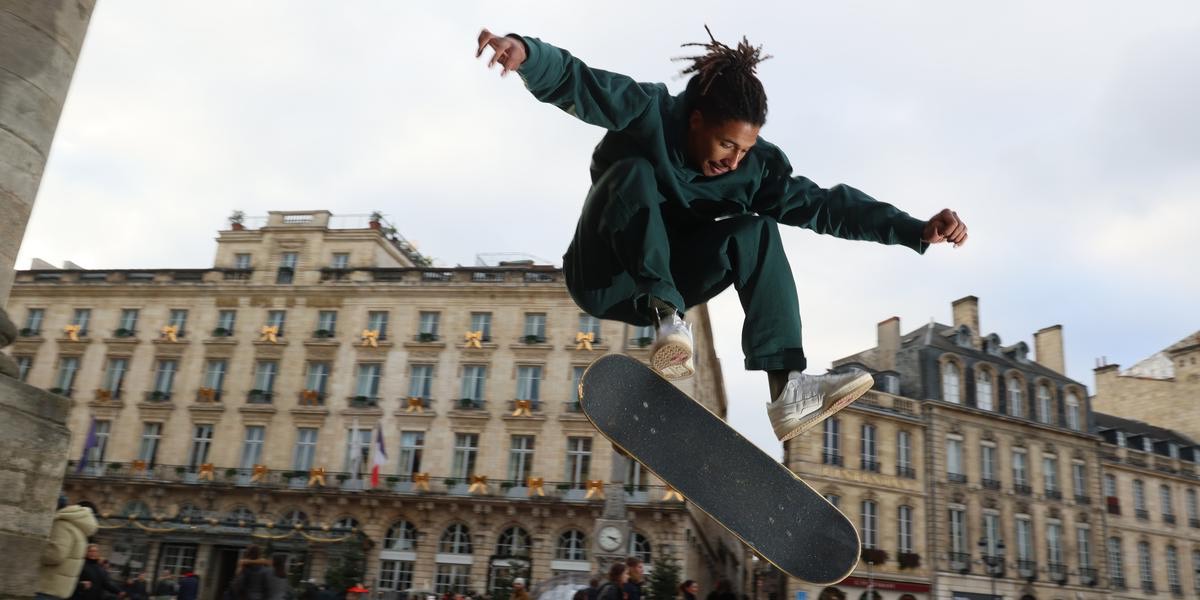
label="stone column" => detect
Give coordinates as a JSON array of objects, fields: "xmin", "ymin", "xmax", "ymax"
[{"xmin": 0, "ymin": 2, "xmax": 97, "ymax": 599}]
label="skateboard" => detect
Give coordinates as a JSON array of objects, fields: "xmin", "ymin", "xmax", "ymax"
[{"xmin": 579, "ymin": 354, "xmax": 860, "ymax": 584}]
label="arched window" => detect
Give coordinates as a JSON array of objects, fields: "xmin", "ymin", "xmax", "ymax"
[
  {"xmin": 629, "ymin": 532, "xmax": 652, "ymax": 564},
  {"xmin": 225, "ymin": 506, "xmax": 255, "ymax": 525},
  {"xmin": 556, "ymin": 530, "xmax": 587, "ymax": 561},
  {"xmin": 1008, "ymin": 377, "xmax": 1024, "ymax": 418},
  {"xmin": 334, "ymin": 516, "xmax": 360, "ymax": 531},
  {"xmin": 177, "ymin": 504, "xmax": 204, "ymax": 521},
  {"xmin": 277, "ymin": 509, "xmax": 307, "ymax": 527},
  {"xmin": 440, "ymin": 523, "xmax": 472, "ymax": 554},
  {"xmin": 942, "ymin": 362, "xmax": 960, "ymax": 404},
  {"xmin": 1065, "ymin": 392, "xmax": 1081, "ymax": 430},
  {"xmin": 384, "ymin": 521, "xmax": 418, "ymax": 551},
  {"xmin": 1037, "ymin": 384, "xmax": 1053, "ymax": 424},
  {"xmin": 496, "ymin": 526, "xmax": 531, "ymax": 557},
  {"xmin": 122, "ymin": 500, "xmax": 151, "ymax": 518},
  {"xmin": 976, "ymin": 368, "xmax": 993, "ymax": 411}
]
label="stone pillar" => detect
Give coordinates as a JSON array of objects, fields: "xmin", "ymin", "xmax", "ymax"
[{"xmin": 0, "ymin": 3, "xmax": 97, "ymax": 598}]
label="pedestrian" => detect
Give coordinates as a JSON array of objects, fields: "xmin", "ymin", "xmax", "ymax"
[
  {"xmin": 704, "ymin": 580, "xmax": 735, "ymax": 600},
  {"xmin": 596, "ymin": 564, "xmax": 626, "ymax": 600},
  {"xmin": 229, "ymin": 545, "xmax": 272, "ymax": 600},
  {"xmin": 265, "ymin": 555, "xmax": 290, "ymax": 600},
  {"xmin": 345, "ymin": 585, "xmax": 369, "ymax": 600},
  {"xmin": 510, "ymin": 579, "xmax": 529, "ymax": 600},
  {"xmin": 38, "ymin": 499, "xmax": 98, "ymax": 600},
  {"xmin": 176, "ymin": 571, "xmax": 200, "ymax": 600},
  {"xmin": 585, "ymin": 579, "xmax": 600, "ymax": 600},
  {"xmin": 152, "ymin": 570, "xmax": 177, "ymax": 600},
  {"xmin": 678, "ymin": 581, "xmax": 698, "ymax": 600},
  {"xmin": 475, "ymin": 27, "xmax": 967, "ymax": 441},
  {"xmin": 621, "ymin": 558, "xmax": 643, "ymax": 600},
  {"xmin": 70, "ymin": 545, "xmax": 122, "ymax": 600},
  {"xmin": 122, "ymin": 574, "xmax": 148, "ymax": 600},
  {"xmin": 315, "ymin": 585, "xmax": 337, "ymax": 600}
]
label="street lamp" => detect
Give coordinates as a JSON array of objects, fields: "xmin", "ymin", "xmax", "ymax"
[{"xmin": 978, "ymin": 537, "xmax": 1006, "ymax": 600}]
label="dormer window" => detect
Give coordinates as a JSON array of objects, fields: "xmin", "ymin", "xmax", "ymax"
[
  {"xmin": 1169, "ymin": 443, "xmax": 1180, "ymax": 459},
  {"xmin": 1116, "ymin": 431, "xmax": 1126, "ymax": 447},
  {"xmin": 880, "ymin": 373, "xmax": 900, "ymax": 395},
  {"xmin": 1142, "ymin": 437, "xmax": 1152, "ymax": 453},
  {"xmin": 984, "ymin": 334, "xmax": 1002, "ymax": 356},
  {"xmin": 955, "ymin": 325, "xmax": 972, "ymax": 348}
]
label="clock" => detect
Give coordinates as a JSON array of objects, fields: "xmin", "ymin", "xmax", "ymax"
[{"xmin": 598, "ymin": 525, "xmax": 624, "ymax": 551}]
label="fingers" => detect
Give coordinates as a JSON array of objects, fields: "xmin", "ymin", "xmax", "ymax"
[{"xmin": 476, "ymin": 28, "xmax": 494, "ymax": 58}]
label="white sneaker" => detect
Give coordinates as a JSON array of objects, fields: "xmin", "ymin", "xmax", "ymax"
[
  {"xmin": 767, "ymin": 369, "xmax": 873, "ymax": 441},
  {"xmin": 649, "ymin": 313, "xmax": 694, "ymax": 380}
]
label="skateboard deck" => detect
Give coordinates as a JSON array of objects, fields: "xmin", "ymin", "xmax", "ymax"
[{"xmin": 579, "ymin": 354, "xmax": 860, "ymax": 584}]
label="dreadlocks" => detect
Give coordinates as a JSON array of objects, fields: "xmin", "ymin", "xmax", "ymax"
[{"xmin": 675, "ymin": 25, "xmax": 771, "ymax": 127}]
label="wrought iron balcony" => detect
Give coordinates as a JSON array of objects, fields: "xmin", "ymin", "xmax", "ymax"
[
  {"xmin": 948, "ymin": 473, "xmax": 967, "ymax": 484},
  {"xmin": 860, "ymin": 459, "xmax": 880, "ymax": 473},
  {"xmin": 823, "ymin": 453, "xmax": 843, "ymax": 467},
  {"xmin": 1074, "ymin": 494, "xmax": 1091, "ymax": 505},
  {"xmin": 1045, "ymin": 489, "xmax": 1062, "ymax": 500},
  {"xmin": 982, "ymin": 478, "xmax": 1001, "ymax": 490},
  {"xmin": 1014, "ymin": 483, "xmax": 1032, "ymax": 496},
  {"xmin": 1017, "ymin": 560, "xmax": 1037, "ymax": 580},
  {"xmin": 896, "ymin": 465, "xmax": 916, "ymax": 478}
]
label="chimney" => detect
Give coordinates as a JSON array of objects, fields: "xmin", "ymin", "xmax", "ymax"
[
  {"xmin": 877, "ymin": 317, "xmax": 900, "ymax": 371},
  {"xmin": 1034, "ymin": 325, "xmax": 1066, "ymax": 374},
  {"xmin": 952, "ymin": 296, "xmax": 980, "ymax": 347}
]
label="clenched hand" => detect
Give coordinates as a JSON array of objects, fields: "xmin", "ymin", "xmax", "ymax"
[
  {"xmin": 922, "ymin": 209, "xmax": 968, "ymax": 247},
  {"xmin": 476, "ymin": 28, "xmax": 527, "ymax": 77}
]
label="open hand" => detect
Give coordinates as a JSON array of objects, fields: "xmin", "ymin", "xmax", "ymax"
[
  {"xmin": 922, "ymin": 208, "xmax": 967, "ymax": 247},
  {"xmin": 476, "ymin": 28, "xmax": 527, "ymax": 77}
]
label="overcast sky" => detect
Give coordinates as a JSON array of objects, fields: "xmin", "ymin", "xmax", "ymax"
[{"xmin": 16, "ymin": 1, "xmax": 1200, "ymax": 456}]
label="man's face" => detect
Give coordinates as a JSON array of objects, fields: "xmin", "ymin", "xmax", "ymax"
[
  {"xmin": 86, "ymin": 545, "xmax": 100, "ymax": 560},
  {"xmin": 631, "ymin": 563, "xmax": 644, "ymax": 581},
  {"xmin": 686, "ymin": 111, "xmax": 760, "ymax": 177}
]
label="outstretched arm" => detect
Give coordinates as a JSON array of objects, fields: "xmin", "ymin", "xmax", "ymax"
[
  {"xmin": 751, "ymin": 146, "xmax": 967, "ymax": 252},
  {"xmin": 476, "ymin": 28, "xmax": 656, "ymax": 130}
]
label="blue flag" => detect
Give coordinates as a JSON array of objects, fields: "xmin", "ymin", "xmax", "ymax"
[{"xmin": 75, "ymin": 416, "xmax": 98, "ymax": 474}]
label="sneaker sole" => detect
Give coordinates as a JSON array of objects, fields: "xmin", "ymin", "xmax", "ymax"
[
  {"xmin": 776, "ymin": 373, "xmax": 874, "ymax": 443},
  {"xmin": 651, "ymin": 342, "xmax": 694, "ymax": 380}
]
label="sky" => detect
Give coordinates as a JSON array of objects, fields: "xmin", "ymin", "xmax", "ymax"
[{"xmin": 15, "ymin": 1, "xmax": 1200, "ymax": 456}]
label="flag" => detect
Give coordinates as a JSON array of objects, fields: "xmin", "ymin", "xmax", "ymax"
[
  {"xmin": 75, "ymin": 416, "xmax": 98, "ymax": 474},
  {"xmin": 371, "ymin": 422, "xmax": 388, "ymax": 489}
]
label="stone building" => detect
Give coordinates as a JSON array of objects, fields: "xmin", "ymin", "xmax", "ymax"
[
  {"xmin": 1091, "ymin": 332, "xmax": 1200, "ymax": 448},
  {"xmin": 788, "ymin": 296, "xmax": 1109, "ymax": 600},
  {"xmin": 1093, "ymin": 413, "xmax": 1200, "ymax": 598},
  {"xmin": 4, "ymin": 211, "xmax": 746, "ymax": 600}
]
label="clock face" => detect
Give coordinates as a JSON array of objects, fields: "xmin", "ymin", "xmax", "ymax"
[{"xmin": 598, "ymin": 525, "xmax": 623, "ymax": 551}]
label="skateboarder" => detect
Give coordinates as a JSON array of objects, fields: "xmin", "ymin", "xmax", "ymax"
[{"xmin": 476, "ymin": 28, "xmax": 967, "ymax": 441}]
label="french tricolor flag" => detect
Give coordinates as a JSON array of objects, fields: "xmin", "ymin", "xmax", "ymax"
[{"xmin": 371, "ymin": 422, "xmax": 388, "ymax": 488}]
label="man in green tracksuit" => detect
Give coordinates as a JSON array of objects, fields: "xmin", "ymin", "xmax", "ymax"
[{"xmin": 476, "ymin": 28, "xmax": 968, "ymax": 441}]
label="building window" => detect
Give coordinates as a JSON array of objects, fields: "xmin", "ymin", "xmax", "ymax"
[
  {"xmin": 1162, "ymin": 484, "xmax": 1175, "ymax": 520},
  {"xmin": 234, "ymin": 253, "xmax": 251, "ymax": 269},
  {"xmin": 138, "ymin": 422, "xmax": 162, "ymax": 464},
  {"xmin": 1186, "ymin": 488, "xmax": 1198, "ymax": 524},
  {"xmin": 523, "ymin": 313, "xmax": 547, "ymax": 341},
  {"xmin": 861, "ymin": 500, "xmax": 877, "ymax": 549},
  {"xmin": 1012, "ymin": 449, "xmax": 1028, "ymax": 488},
  {"xmin": 1043, "ymin": 455, "xmax": 1059, "ymax": 495},
  {"xmin": 975, "ymin": 368, "xmax": 993, "ymax": 410},
  {"xmin": 556, "ymin": 530, "xmax": 587, "ymax": 560},
  {"xmin": 825, "ymin": 494, "xmax": 840, "ymax": 508},
  {"xmin": 1133, "ymin": 479, "xmax": 1147, "ymax": 514},
  {"xmin": 379, "ymin": 561, "xmax": 414, "ymax": 594},
  {"xmin": 90, "ymin": 420, "xmax": 111, "ymax": 465},
  {"xmin": 331, "ymin": 252, "xmax": 350, "ymax": 269},
  {"xmin": 158, "ymin": 545, "xmax": 197, "ymax": 575},
  {"xmin": 497, "ymin": 526, "xmax": 531, "ymax": 558},
  {"xmin": 898, "ymin": 505, "xmax": 913, "ymax": 553},
  {"xmin": 344, "ymin": 427, "xmax": 372, "ymax": 474},
  {"xmin": 417, "ymin": 311, "xmax": 438, "ymax": 340},
  {"xmin": 571, "ymin": 366, "xmax": 586, "ymax": 402},
  {"xmin": 168, "ymin": 309, "xmax": 189, "ymax": 336},
  {"xmin": 102, "ymin": 358, "xmax": 128, "ymax": 396},
  {"xmin": 452, "ymin": 434, "xmax": 479, "ymax": 479},
  {"xmin": 517, "ymin": 365, "xmax": 542, "ymax": 402},
  {"xmin": 277, "ymin": 252, "xmax": 297, "ymax": 284},
  {"xmin": 469, "ymin": 312, "xmax": 492, "ymax": 341},
  {"xmin": 508, "ymin": 435, "xmax": 535, "ymax": 482},
  {"xmin": 203, "ymin": 360, "xmax": 227, "ymax": 392},
  {"xmin": 398, "ymin": 431, "xmax": 424, "ymax": 478},
  {"xmin": 949, "ymin": 507, "xmax": 967, "ymax": 556},
  {"xmin": 434, "ymin": 565, "xmax": 469, "ymax": 595},
  {"xmin": 629, "ymin": 532, "xmax": 652, "ymax": 564},
  {"xmin": 1107, "ymin": 538, "xmax": 1124, "ymax": 586},
  {"xmin": 941, "ymin": 362, "xmax": 960, "ymax": 403},
  {"xmin": 292, "ymin": 428, "xmax": 318, "ymax": 472},
  {"xmin": 1072, "ymin": 461, "xmax": 1087, "ymax": 500},
  {"xmin": 153, "ymin": 359, "xmax": 177, "ymax": 396},
  {"xmin": 578, "ymin": 314, "xmax": 601, "ymax": 341},
  {"xmin": 16, "ymin": 356, "xmax": 33, "ymax": 382},
  {"xmin": 981, "ymin": 443, "xmax": 996, "ymax": 484},
  {"xmin": 1138, "ymin": 541, "xmax": 1153, "ymax": 590},
  {"xmin": 368, "ymin": 311, "xmax": 391, "ymax": 340},
  {"xmin": 1065, "ymin": 391, "xmax": 1081, "ymax": 430},
  {"xmin": 566, "ymin": 437, "xmax": 592, "ymax": 486},
  {"xmin": 355, "ymin": 362, "xmax": 382, "ymax": 399},
  {"xmin": 1037, "ymin": 384, "xmax": 1053, "ymax": 425},
  {"xmin": 946, "ymin": 437, "xmax": 964, "ymax": 480},
  {"xmin": 241, "ymin": 426, "xmax": 265, "ymax": 469},
  {"xmin": 304, "ymin": 362, "xmax": 331, "ymax": 396},
  {"xmin": 316, "ymin": 311, "xmax": 337, "ymax": 335},
  {"xmin": 1016, "ymin": 517, "xmax": 1033, "ymax": 563},
  {"xmin": 1103, "ymin": 473, "xmax": 1117, "ymax": 498},
  {"xmin": 440, "ymin": 523, "xmax": 473, "ymax": 553},
  {"xmin": 253, "ymin": 361, "xmax": 278, "ymax": 397},
  {"xmin": 823, "ymin": 418, "xmax": 841, "ymax": 465},
  {"xmin": 54, "ymin": 356, "xmax": 79, "ymax": 393},
  {"xmin": 1116, "ymin": 430, "xmax": 1126, "ymax": 447},
  {"xmin": 461, "ymin": 365, "xmax": 486, "ymax": 401},
  {"xmin": 1077, "ymin": 525, "xmax": 1092, "ymax": 569},
  {"xmin": 1046, "ymin": 521, "xmax": 1063, "ymax": 566},
  {"xmin": 982, "ymin": 513, "xmax": 1000, "ymax": 556},
  {"xmin": 897, "ymin": 430, "xmax": 912, "ymax": 476},
  {"xmin": 23, "ymin": 308, "xmax": 44, "ymax": 334},
  {"xmin": 1008, "ymin": 377, "xmax": 1024, "ymax": 417},
  {"xmin": 187, "ymin": 424, "xmax": 213, "ymax": 468},
  {"xmin": 215, "ymin": 309, "xmax": 236, "ymax": 335},
  {"xmin": 626, "ymin": 459, "xmax": 645, "ymax": 491},
  {"xmin": 119, "ymin": 309, "xmax": 139, "ymax": 333},
  {"xmin": 1166, "ymin": 546, "xmax": 1181, "ymax": 593},
  {"xmin": 406, "ymin": 364, "xmax": 431, "ymax": 399},
  {"xmin": 384, "ymin": 521, "xmax": 418, "ymax": 551},
  {"xmin": 860, "ymin": 424, "xmax": 878, "ymax": 472},
  {"xmin": 266, "ymin": 310, "xmax": 286, "ymax": 336},
  {"xmin": 71, "ymin": 308, "xmax": 91, "ymax": 336}
]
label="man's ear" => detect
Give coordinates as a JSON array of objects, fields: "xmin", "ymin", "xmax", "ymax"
[{"xmin": 688, "ymin": 109, "xmax": 705, "ymax": 131}]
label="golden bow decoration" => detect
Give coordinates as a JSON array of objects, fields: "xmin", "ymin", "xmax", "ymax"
[
  {"xmin": 526, "ymin": 476, "xmax": 545, "ymax": 497},
  {"xmin": 95, "ymin": 389, "xmax": 111, "ymax": 401},
  {"xmin": 198, "ymin": 387, "xmax": 216, "ymax": 401},
  {"xmin": 512, "ymin": 399, "xmax": 533, "ymax": 417},
  {"xmin": 663, "ymin": 487, "xmax": 685, "ymax": 502},
  {"xmin": 63, "ymin": 324, "xmax": 81, "ymax": 341},
  {"xmin": 160, "ymin": 325, "xmax": 178, "ymax": 342},
  {"xmin": 585, "ymin": 479, "xmax": 605, "ymax": 499},
  {"xmin": 468, "ymin": 475, "xmax": 489, "ymax": 494},
  {"xmin": 251, "ymin": 464, "xmax": 268, "ymax": 482},
  {"xmin": 412, "ymin": 472, "xmax": 431, "ymax": 491},
  {"xmin": 132, "ymin": 460, "xmax": 147, "ymax": 472},
  {"xmin": 300, "ymin": 389, "xmax": 320, "ymax": 405},
  {"xmin": 259, "ymin": 325, "xmax": 279, "ymax": 343},
  {"xmin": 360, "ymin": 329, "xmax": 380, "ymax": 348},
  {"xmin": 575, "ymin": 331, "xmax": 595, "ymax": 351},
  {"xmin": 405, "ymin": 397, "xmax": 424, "ymax": 413},
  {"xmin": 198, "ymin": 463, "xmax": 215, "ymax": 481},
  {"xmin": 464, "ymin": 330, "xmax": 483, "ymax": 349},
  {"xmin": 308, "ymin": 467, "xmax": 326, "ymax": 487}
]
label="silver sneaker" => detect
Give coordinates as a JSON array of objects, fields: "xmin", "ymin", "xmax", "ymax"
[
  {"xmin": 768, "ymin": 369, "xmax": 874, "ymax": 442},
  {"xmin": 649, "ymin": 313, "xmax": 694, "ymax": 380}
]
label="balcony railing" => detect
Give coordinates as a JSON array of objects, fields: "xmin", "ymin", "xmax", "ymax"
[
  {"xmin": 1045, "ymin": 489, "xmax": 1062, "ymax": 501},
  {"xmin": 948, "ymin": 552, "xmax": 970, "ymax": 573},
  {"xmin": 223, "ymin": 268, "xmax": 253, "ymax": 281},
  {"xmin": 508, "ymin": 400, "xmax": 542, "ymax": 414},
  {"xmin": 347, "ymin": 396, "xmax": 380, "ymax": 409},
  {"xmin": 1164, "ymin": 513, "xmax": 1176, "ymax": 524},
  {"xmin": 896, "ymin": 465, "xmax": 916, "ymax": 479},
  {"xmin": 1141, "ymin": 582, "xmax": 1155, "ymax": 594},
  {"xmin": 823, "ymin": 453, "xmax": 843, "ymax": 467},
  {"xmin": 296, "ymin": 391, "xmax": 325, "ymax": 406},
  {"xmin": 195, "ymin": 389, "xmax": 223, "ymax": 403},
  {"xmin": 1078, "ymin": 567, "xmax": 1097, "ymax": 586},
  {"xmin": 414, "ymin": 332, "xmax": 439, "ymax": 343},
  {"xmin": 1136, "ymin": 508, "xmax": 1150, "ymax": 520},
  {"xmin": 247, "ymin": 391, "xmax": 274, "ymax": 404},
  {"xmin": 1107, "ymin": 496, "xmax": 1121, "ymax": 514},
  {"xmin": 455, "ymin": 398, "xmax": 486, "ymax": 410},
  {"xmin": 1014, "ymin": 483, "xmax": 1032, "ymax": 496},
  {"xmin": 1017, "ymin": 560, "xmax": 1037, "ymax": 580},
  {"xmin": 982, "ymin": 478, "xmax": 1001, "ymax": 490},
  {"xmin": 860, "ymin": 459, "xmax": 880, "ymax": 473},
  {"xmin": 1074, "ymin": 495, "xmax": 1091, "ymax": 505},
  {"xmin": 1110, "ymin": 576, "xmax": 1125, "ymax": 590},
  {"xmin": 1190, "ymin": 518, "xmax": 1200, "ymax": 528},
  {"xmin": 565, "ymin": 401, "xmax": 583, "ymax": 413},
  {"xmin": 1048, "ymin": 562, "xmax": 1067, "ymax": 583},
  {"xmin": 947, "ymin": 473, "xmax": 967, "ymax": 484},
  {"xmin": 1169, "ymin": 583, "xmax": 1182, "ymax": 596},
  {"xmin": 143, "ymin": 391, "xmax": 172, "ymax": 403}
]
